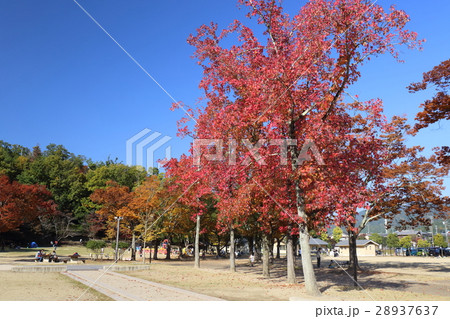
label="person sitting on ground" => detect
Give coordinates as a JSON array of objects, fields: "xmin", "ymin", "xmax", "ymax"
[
  {"xmin": 35, "ymin": 250, "xmax": 43, "ymax": 262},
  {"xmin": 50, "ymin": 250, "xmax": 58, "ymax": 262}
]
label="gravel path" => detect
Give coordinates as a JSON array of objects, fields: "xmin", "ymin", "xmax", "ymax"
[{"xmin": 64, "ymin": 270, "xmax": 224, "ymax": 301}]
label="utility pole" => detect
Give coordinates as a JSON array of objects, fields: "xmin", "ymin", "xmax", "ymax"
[
  {"xmin": 114, "ymin": 216, "xmax": 123, "ymax": 262},
  {"xmin": 430, "ymin": 215, "xmax": 434, "ymax": 246}
]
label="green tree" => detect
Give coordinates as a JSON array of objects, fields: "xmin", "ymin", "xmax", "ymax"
[
  {"xmin": 417, "ymin": 239, "xmax": 430, "ymax": 248},
  {"xmin": 18, "ymin": 144, "xmax": 89, "ymax": 217},
  {"xmin": 386, "ymin": 233, "xmax": 400, "ymax": 254},
  {"xmin": 369, "ymin": 233, "xmax": 383, "ymax": 245},
  {"xmin": 85, "ymin": 163, "xmax": 148, "ymax": 191},
  {"xmin": 17, "ymin": 144, "xmax": 90, "ymax": 238},
  {"xmin": 0, "ymin": 140, "xmax": 30, "ymax": 180},
  {"xmin": 433, "ymin": 234, "xmax": 448, "ymax": 247},
  {"xmin": 399, "ymin": 235, "xmax": 412, "ymax": 249},
  {"xmin": 320, "ymin": 232, "xmax": 329, "ymax": 242},
  {"xmin": 332, "ymin": 227, "xmax": 343, "ymax": 243}
]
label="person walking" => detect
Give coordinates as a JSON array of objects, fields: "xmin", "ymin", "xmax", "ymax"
[{"xmin": 249, "ymin": 252, "xmax": 255, "ymax": 267}]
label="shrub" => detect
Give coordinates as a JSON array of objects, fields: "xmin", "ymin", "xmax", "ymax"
[
  {"xmin": 117, "ymin": 241, "xmax": 130, "ymax": 250},
  {"xmin": 86, "ymin": 240, "xmax": 107, "ymax": 252}
]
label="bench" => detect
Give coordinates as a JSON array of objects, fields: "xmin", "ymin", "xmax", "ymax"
[
  {"xmin": 89, "ymin": 253, "xmax": 110, "ymax": 260},
  {"xmin": 35, "ymin": 256, "xmax": 64, "ymax": 263},
  {"xmin": 69, "ymin": 256, "xmax": 86, "ymax": 264}
]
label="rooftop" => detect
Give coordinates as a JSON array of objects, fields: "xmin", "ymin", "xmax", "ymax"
[{"xmin": 336, "ymin": 240, "xmax": 379, "ymax": 247}]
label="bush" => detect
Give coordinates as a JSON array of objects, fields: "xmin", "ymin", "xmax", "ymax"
[
  {"xmin": 86, "ymin": 240, "xmax": 107, "ymax": 252},
  {"xmin": 118, "ymin": 241, "xmax": 130, "ymax": 250}
]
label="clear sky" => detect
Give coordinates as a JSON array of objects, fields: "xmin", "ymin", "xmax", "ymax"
[{"xmin": 1, "ymin": 1, "xmax": 449, "ymax": 192}]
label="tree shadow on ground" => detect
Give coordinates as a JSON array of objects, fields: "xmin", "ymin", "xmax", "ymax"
[
  {"xmin": 359, "ymin": 260, "xmax": 450, "ymax": 273},
  {"xmin": 233, "ymin": 257, "xmax": 449, "ymax": 297}
]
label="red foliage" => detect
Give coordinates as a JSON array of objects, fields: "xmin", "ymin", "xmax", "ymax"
[
  {"xmin": 408, "ymin": 59, "xmax": 450, "ymax": 132},
  {"xmin": 0, "ymin": 175, "xmax": 58, "ymax": 233},
  {"xmin": 168, "ymin": 0, "xmax": 422, "ymax": 294}
]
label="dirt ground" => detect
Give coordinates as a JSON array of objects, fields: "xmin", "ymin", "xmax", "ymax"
[
  {"xmin": 0, "ymin": 272, "xmax": 112, "ymax": 301},
  {"xmin": 0, "ymin": 246, "xmax": 113, "ymax": 300},
  {"xmin": 1, "ymin": 246, "xmax": 449, "ymax": 301},
  {"xmin": 124, "ymin": 255, "xmax": 450, "ymax": 301}
]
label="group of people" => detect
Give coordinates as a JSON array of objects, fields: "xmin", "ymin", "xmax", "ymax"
[{"xmin": 34, "ymin": 250, "xmax": 59, "ymax": 262}]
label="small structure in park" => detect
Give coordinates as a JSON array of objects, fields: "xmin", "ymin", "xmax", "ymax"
[
  {"xmin": 335, "ymin": 240, "xmax": 379, "ymax": 257},
  {"xmin": 309, "ymin": 238, "xmax": 328, "ymax": 251}
]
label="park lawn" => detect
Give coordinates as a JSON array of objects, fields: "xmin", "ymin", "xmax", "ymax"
[
  {"xmin": 0, "ymin": 271, "xmax": 113, "ymax": 301},
  {"xmin": 124, "ymin": 257, "xmax": 450, "ymax": 301}
]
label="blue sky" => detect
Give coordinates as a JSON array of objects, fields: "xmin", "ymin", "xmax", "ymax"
[{"xmin": 1, "ymin": 0, "xmax": 449, "ymax": 192}]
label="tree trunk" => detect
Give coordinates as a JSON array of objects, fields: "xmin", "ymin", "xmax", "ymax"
[
  {"xmin": 142, "ymin": 219, "xmax": 148, "ymax": 264},
  {"xmin": 165, "ymin": 237, "xmax": 171, "ymax": 260},
  {"xmin": 255, "ymin": 237, "xmax": 261, "ymax": 261},
  {"xmin": 248, "ymin": 236, "xmax": 254, "ymax": 255},
  {"xmin": 153, "ymin": 239, "xmax": 159, "ymax": 260},
  {"xmin": 230, "ymin": 227, "xmax": 236, "ymax": 272},
  {"xmin": 298, "ymin": 226, "xmax": 320, "ymax": 295},
  {"xmin": 262, "ymin": 233, "xmax": 270, "ymax": 278},
  {"xmin": 270, "ymin": 237, "xmax": 275, "ymax": 260},
  {"xmin": 131, "ymin": 232, "xmax": 136, "ymax": 261},
  {"xmin": 216, "ymin": 235, "xmax": 221, "ymax": 258},
  {"xmin": 294, "ymin": 235, "xmax": 299, "ymax": 256},
  {"xmin": 288, "ymin": 112, "xmax": 321, "ymax": 295},
  {"xmin": 194, "ymin": 214, "xmax": 200, "ymax": 268},
  {"xmin": 276, "ymin": 237, "xmax": 281, "ymax": 259},
  {"xmin": 149, "ymin": 245, "xmax": 152, "ymax": 263},
  {"xmin": 292, "ymin": 178, "xmax": 321, "ymax": 295},
  {"xmin": 348, "ymin": 230, "xmax": 359, "ymax": 287},
  {"xmin": 286, "ymin": 231, "xmax": 296, "ymax": 284},
  {"xmin": 142, "ymin": 240, "xmax": 146, "ymax": 264}
]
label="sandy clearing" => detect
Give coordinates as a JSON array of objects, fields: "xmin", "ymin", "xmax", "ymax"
[
  {"xmin": 123, "ymin": 255, "xmax": 450, "ymax": 301},
  {"xmin": 0, "ymin": 271, "xmax": 112, "ymax": 301}
]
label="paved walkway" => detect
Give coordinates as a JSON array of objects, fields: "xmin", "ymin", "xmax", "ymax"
[
  {"xmin": 0, "ymin": 265, "xmax": 12, "ymax": 271},
  {"xmin": 64, "ymin": 270, "xmax": 223, "ymax": 301}
]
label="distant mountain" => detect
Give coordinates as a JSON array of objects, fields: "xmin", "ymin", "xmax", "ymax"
[{"xmin": 328, "ymin": 210, "xmax": 447, "ymax": 235}]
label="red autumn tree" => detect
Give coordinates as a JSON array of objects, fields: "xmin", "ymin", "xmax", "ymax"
[
  {"xmin": 335, "ymin": 116, "xmax": 449, "ymax": 285},
  {"xmin": 126, "ymin": 175, "xmax": 191, "ymax": 262},
  {"xmin": 409, "ymin": 59, "xmax": 450, "ymax": 131},
  {"xmin": 0, "ymin": 175, "xmax": 57, "ymax": 234},
  {"xmin": 408, "ymin": 59, "xmax": 450, "ymax": 165},
  {"xmin": 90, "ymin": 181, "xmax": 134, "ymax": 239},
  {"xmin": 171, "ymin": 0, "xmax": 422, "ymax": 295},
  {"xmin": 165, "ymin": 154, "xmax": 215, "ymax": 267}
]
